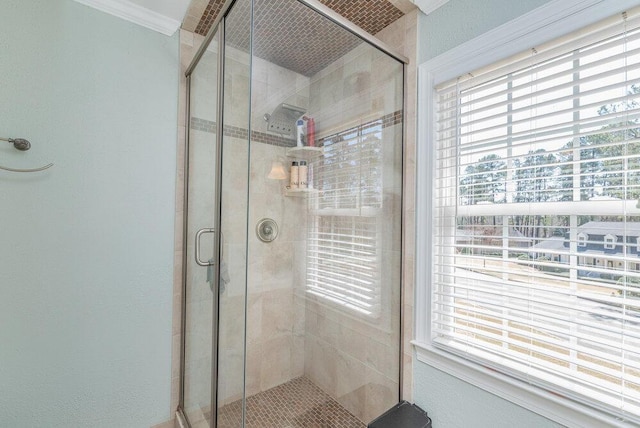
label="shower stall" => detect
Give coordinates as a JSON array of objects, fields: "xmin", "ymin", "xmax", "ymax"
[{"xmin": 179, "ymin": 0, "xmax": 405, "ymax": 426}]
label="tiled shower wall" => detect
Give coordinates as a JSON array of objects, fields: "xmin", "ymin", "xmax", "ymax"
[{"xmin": 300, "ymin": 38, "xmax": 404, "ymax": 423}]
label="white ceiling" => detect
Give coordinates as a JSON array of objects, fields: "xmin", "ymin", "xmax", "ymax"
[
  {"xmin": 127, "ymin": 0, "xmax": 191, "ymax": 23},
  {"xmin": 73, "ymin": 0, "xmax": 191, "ymax": 35},
  {"xmin": 410, "ymin": 0, "xmax": 450, "ymax": 15},
  {"xmin": 76, "ymin": 0, "xmax": 433, "ymax": 37}
]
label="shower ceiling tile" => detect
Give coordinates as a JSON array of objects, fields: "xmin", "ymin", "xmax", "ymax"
[
  {"xmin": 317, "ymin": 0, "xmax": 404, "ymax": 35},
  {"xmin": 229, "ymin": 0, "xmax": 366, "ymax": 77},
  {"xmin": 185, "ymin": 0, "xmax": 410, "ymax": 76},
  {"xmin": 193, "ymin": 0, "xmax": 226, "ymax": 35}
]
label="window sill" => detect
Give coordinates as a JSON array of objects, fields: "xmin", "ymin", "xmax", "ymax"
[{"xmin": 411, "ymin": 340, "xmax": 632, "ymax": 428}]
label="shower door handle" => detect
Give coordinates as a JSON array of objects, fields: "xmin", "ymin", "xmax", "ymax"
[{"xmin": 195, "ymin": 228, "xmax": 216, "ymax": 266}]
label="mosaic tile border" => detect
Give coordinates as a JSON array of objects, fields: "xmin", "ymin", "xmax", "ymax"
[
  {"xmin": 191, "ymin": 109, "xmax": 403, "ymax": 147},
  {"xmin": 190, "ymin": 117, "xmax": 216, "ymax": 133},
  {"xmin": 190, "ymin": 117, "xmax": 297, "ymax": 147},
  {"xmin": 318, "ymin": 110, "xmax": 403, "ymax": 145}
]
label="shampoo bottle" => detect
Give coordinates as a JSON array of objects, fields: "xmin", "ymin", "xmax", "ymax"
[
  {"xmin": 296, "ymin": 118, "xmax": 305, "ymax": 147},
  {"xmin": 306, "ymin": 117, "xmax": 315, "ymax": 147}
]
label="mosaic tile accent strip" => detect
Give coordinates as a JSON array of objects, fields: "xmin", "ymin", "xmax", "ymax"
[
  {"xmin": 250, "ymin": 129, "xmax": 297, "ymax": 147},
  {"xmin": 318, "ymin": 110, "xmax": 403, "ymax": 146},
  {"xmin": 191, "ymin": 117, "xmax": 297, "ymax": 147},
  {"xmin": 191, "ymin": 110, "xmax": 402, "ymax": 147},
  {"xmin": 217, "ymin": 376, "xmax": 366, "ymax": 428},
  {"xmin": 192, "ymin": 0, "xmax": 405, "ymax": 77},
  {"xmin": 226, "ymin": 124, "xmax": 298, "ymax": 147},
  {"xmin": 191, "ymin": 117, "xmax": 217, "ymax": 133}
]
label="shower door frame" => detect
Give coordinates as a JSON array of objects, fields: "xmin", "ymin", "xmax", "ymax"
[
  {"xmin": 179, "ymin": 1, "xmax": 229, "ymax": 425},
  {"xmin": 178, "ymin": 1, "xmax": 410, "ymax": 426}
]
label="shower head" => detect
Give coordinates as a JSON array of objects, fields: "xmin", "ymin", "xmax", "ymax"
[
  {"xmin": 10, "ymin": 138, "xmax": 31, "ymax": 151},
  {"xmin": 264, "ymin": 103, "xmax": 306, "ymax": 137}
]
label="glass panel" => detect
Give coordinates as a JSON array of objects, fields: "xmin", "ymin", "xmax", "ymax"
[
  {"xmin": 216, "ymin": 0, "xmax": 252, "ymax": 425},
  {"xmin": 184, "ymin": 29, "xmax": 219, "ymax": 428},
  {"xmin": 245, "ymin": 0, "xmax": 404, "ymax": 424}
]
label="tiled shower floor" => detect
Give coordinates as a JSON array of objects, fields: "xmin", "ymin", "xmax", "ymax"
[{"xmin": 217, "ymin": 376, "xmax": 366, "ymax": 428}]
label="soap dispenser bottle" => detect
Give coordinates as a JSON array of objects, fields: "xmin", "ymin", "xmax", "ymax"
[{"xmin": 290, "ymin": 161, "xmax": 299, "ymax": 189}]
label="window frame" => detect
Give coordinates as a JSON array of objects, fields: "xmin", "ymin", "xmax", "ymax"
[{"xmin": 414, "ymin": 0, "xmax": 640, "ymax": 426}]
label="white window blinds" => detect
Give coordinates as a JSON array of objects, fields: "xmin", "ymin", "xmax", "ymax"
[
  {"xmin": 433, "ymin": 8, "xmax": 640, "ymax": 422},
  {"xmin": 306, "ymin": 130, "xmax": 382, "ymax": 318}
]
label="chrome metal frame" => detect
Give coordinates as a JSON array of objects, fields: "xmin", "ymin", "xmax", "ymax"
[
  {"xmin": 179, "ymin": 17, "xmax": 226, "ymax": 428},
  {"xmin": 210, "ymin": 18, "xmax": 226, "ymax": 428},
  {"xmin": 185, "ymin": 0, "xmax": 236, "ymax": 77},
  {"xmin": 399, "ymin": 62, "xmax": 407, "ymax": 402},
  {"xmin": 179, "ymin": 73, "xmax": 191, "ymax": 415}
]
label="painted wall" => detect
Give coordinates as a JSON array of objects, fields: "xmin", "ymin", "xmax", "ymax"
[
  {"xmin": 418, "ymin": 0, "xmax": 551, "ymax": 61},
  {"xmin": 0, "ymin": 1, "xmax": 178, "ymax": 427},
  {"xmin": 414, "ymin": 364, "xmax": 563, "ymax": 428},
  {"xmin": 414, "ymin": 0, "xmax": 562, "ymax": 426}
]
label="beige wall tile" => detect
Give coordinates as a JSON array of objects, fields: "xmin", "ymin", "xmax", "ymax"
[
  {"xmin": 402, "ymin": 352, "xmax": 413, "ymax": 401},
  {"xmin": 261, "ymin": 335, "xmax": 293, "ymax": 391},
  {"xmin": 365, "ymin": 367, "xmax": 399, "ymax": 422},
  {"xmin": 336, "ymin": 351, "xmax": 368, "ymax": 421},
  {"xmin": 245, "ymin": 342, "xmax": 263, "ymax": 397}
]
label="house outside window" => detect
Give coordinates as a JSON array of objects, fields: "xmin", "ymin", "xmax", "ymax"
[{"xmin": 416, "ymin": 1, "xmax": 640, "ymax": 425}]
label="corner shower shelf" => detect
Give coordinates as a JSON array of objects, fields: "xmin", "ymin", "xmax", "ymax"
[{"xmin": 286, "ymin": 146, "xmax": 323, "ymax": 160}]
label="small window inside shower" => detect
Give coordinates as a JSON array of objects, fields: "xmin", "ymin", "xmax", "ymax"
[{"xmin": 305, "ymin": 123, "xmax": 383, "ymax": 319}]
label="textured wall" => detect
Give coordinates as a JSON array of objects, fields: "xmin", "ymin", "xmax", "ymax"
[
  {"xmin": 418, "ymin": 0, "xmax": 551, "ymax": 61},
  {"xmin": 0, "ymin": 1, "xmax": 179, "ymax": 426},
  {"xmin": 414, "ymin": 364, "xmax": 564, "ymax": 428}
]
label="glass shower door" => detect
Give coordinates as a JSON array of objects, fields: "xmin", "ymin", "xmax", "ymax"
[
  {"xmin": 183, "ymin": 29, "xmax": 220, "ymax": 428},
  {"xmin": 182, "ymin": 1, "xmax": 253, "ymax": 425},
  {"xmin": 215, "ymin": 0, "xmax": 252, "ymax": 425}
]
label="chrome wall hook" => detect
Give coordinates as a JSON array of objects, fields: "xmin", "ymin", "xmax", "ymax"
[{"xmin": 1, "ymin": 136, "xmax": 54, "ymax": 173}]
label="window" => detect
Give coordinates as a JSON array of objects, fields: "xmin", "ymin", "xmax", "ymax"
[
  {"xmin": 578, "ymin": 232, "xmax": 588, "ymax": 247},
  {"xmin": 306, "ymin": 125, "xmax": 383, "ymax": 318},
  {"xmin": 605, "ymin": 234, "xmax": 617, "ymax": 250},
  {"xmin": 417, "ymin": 1, "xmax": 640, "ymax": 425}
]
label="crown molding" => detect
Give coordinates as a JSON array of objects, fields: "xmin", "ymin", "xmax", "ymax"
[
  {"xmin": 410, "ymin": 0, "xmax": 450, "ymax": 15},
  {"xmin": 73, "ymin": 0, "xmax": 180, "ymax": 36}
]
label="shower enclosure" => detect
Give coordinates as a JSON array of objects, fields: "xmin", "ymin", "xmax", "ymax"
[{"xmin": 179, "ymin": 0, "xmax": 405, "ymax": 426}]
